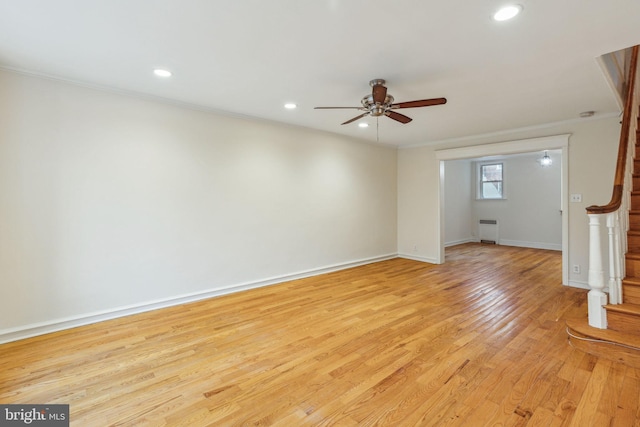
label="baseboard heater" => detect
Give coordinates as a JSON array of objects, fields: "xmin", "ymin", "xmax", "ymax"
[{"xmin": 479, "ymin": 219, "xmax": 498, "ymax": 244}]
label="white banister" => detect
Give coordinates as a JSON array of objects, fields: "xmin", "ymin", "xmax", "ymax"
[
  {"xmin": 606, "ymin": 211, "xmax": 622, "ymax": 304},
  {"xmin": 586, "ymin": 45, "xmax": 639, "ymax": 329},
  {"xmin": 587, "ymin": 213, "xmax": 608, "ymax": 328}
]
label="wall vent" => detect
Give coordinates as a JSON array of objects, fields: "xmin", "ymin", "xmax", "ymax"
[{"xmin": 479, "ymin": 219, "xmax": 498, "ymax": 244}]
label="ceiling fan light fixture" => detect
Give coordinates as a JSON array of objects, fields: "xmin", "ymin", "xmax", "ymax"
[
  {"xmin": 493, "ymin": 5, "xmax": 522, "ymax": 21},
  {"xmin": 371, "ymin": 106, "xmax": 386, "ymax": 117},
  {"xmin": 284, "ymin": 103, "xmax": 297, "ymax": 109},
  {"xmin": 358, "ymin": 123, "xmax": 369, "ymax": 128}
]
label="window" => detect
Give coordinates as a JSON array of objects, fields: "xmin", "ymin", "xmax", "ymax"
[{"xmin": 479, "ymin": 163, "xmax": 503, "ymax": 199}]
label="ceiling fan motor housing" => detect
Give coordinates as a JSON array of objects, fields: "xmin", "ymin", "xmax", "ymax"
[{"xmin": 361, "ymin": 94, "xmax": 394, "ymax": 116}]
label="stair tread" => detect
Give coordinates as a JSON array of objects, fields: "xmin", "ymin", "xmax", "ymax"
[
  {"xmin": 567, "ymin": 317, "xmax": 640, "ymax": 350},
  {"xmin": 606, "ymin": 303, "xmax": 640, "ymax": 316},
  {"xmin": 623, "ymin": 277, "xmax": 640, "ymax": 286},
  {"xmin": 626, "ymin": 252, "xmax": 640, "ymax": 260}
]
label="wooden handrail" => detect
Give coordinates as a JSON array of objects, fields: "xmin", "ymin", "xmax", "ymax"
[{"xmin": 586, "ymin": 45, "xmax": 639, "ymax": 214}]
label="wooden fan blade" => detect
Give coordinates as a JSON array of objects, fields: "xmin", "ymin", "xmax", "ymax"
[
  {"xmin": 372, "ymin": 84, "xmax": 387, "ymax": 104},
  {"xmin": 341, "ymin": 113, "xmax": 369, "ymax": 125},
  {"xmin": 391, "ymin": 97, "xmax": 447, "ymax": 109},
  {"xmin": 385, "ymin": 111, "xmax": 412, "ymax": 124},
  {"xmin": 314, "ymin": 106, "xmax": 363, "ymax": 109}
]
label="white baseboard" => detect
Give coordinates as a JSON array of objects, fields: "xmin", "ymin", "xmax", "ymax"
[
  {"xmin": 567, "ymin": 280, "xmax": 590, "ymax": 290},
  {"xmin": 0, "ymin": 253, "xmax": 397, "ymax": 344},
  {"xmin": 498, "ymin": 239, "xmax": 562, "ymax": 251},
  {"xmin": 444, "ymin": 238, "xmax": 475, "ymax": 247},
  {"xmin": 397, "ymin": 253, "xmax": 439, "ymax": 264}
]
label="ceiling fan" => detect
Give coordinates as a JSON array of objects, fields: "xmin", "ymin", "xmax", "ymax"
[{"xmin": 314, "ymin": 79, "xmax": 446, "ymax": 125}]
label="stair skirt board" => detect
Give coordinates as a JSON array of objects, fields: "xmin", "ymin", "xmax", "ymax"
[
  {"xmin": 566, "ymin": 317, "xmax": 640, "ymax": 368},
  {"xmin": 567, "ymin": 326, "xmax": 640, "ymax": 368}
]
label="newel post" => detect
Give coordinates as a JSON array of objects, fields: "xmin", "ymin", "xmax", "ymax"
[{"xmin": 587, "ymin": 213, "xmax": 608, "ymax": 328}]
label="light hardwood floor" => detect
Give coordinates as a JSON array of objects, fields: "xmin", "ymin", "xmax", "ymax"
[{"xmin": 1, "ymin": 243, "xmax": 639, "ymax": 426}]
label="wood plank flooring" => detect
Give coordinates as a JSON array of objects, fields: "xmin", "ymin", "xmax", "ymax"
[{"xmin": 2, "ymin": 243, "xmax": 639, "ymax": 426}]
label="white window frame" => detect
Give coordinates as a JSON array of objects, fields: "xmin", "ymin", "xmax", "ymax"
[{"xmin": 477, "ymin": 161, "xmax": 506, "ymax": 200}]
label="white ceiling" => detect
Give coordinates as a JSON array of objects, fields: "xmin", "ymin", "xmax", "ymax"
[{"xmin": 0, "ymin": 0, "xmax": 638, "ymax": 147}]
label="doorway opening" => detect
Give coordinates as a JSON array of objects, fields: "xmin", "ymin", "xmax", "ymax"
[{"xmin": 435, "ymin": 135, "xmax": 570, "ymax": 285}]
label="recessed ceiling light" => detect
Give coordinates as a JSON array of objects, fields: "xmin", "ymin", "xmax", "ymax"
[
  {"xmin": 153, "ymin": 69, "xmax": 172, "ymax": 77},
  {"xmin": 358, "ymin": 123, "xmax": 369, "ymax": 128},
  {"xmin": 284, "ymin": 103, "xmax": 297, "ymax": 109},
  {"xmin": 493, "ymin": 5, "xmax": 522, "ymax": 21}
]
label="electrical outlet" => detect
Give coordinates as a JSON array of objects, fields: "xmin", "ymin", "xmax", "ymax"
[
  {"xmin": 572, "ymin": 265, "xmax": 580, "ymax": 274},
  {"xmin": 413, "ymin": 245, "xmax": 418, "ymax": 252},
  {"xmin": 570, "ymin": 194, "xmax": 582, "ymax": 203}
]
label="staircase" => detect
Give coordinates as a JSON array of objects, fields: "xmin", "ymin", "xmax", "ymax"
[
  {"xmin": 609, "ymin": 162, "xmax": 640, "ymax": 331},
  {"xmin": 566, "ymin": 45, "xmax": 640, "ymax": 367},
  {"xmin": 568, "ymin": 117, "xmax": 640, "ymax": 368}
]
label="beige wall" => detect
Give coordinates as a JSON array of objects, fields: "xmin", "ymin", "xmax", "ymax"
[
  {"xmin": 0, "ymin": 70, "xmax": 398, "ymax": 341},
  {"xmin": 397, "ymin": 144, "xmax": 441, "ymax": 263},
  {"xmin": 443, "ymin": 159, "xmax": 473, "ymax": 246}
]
